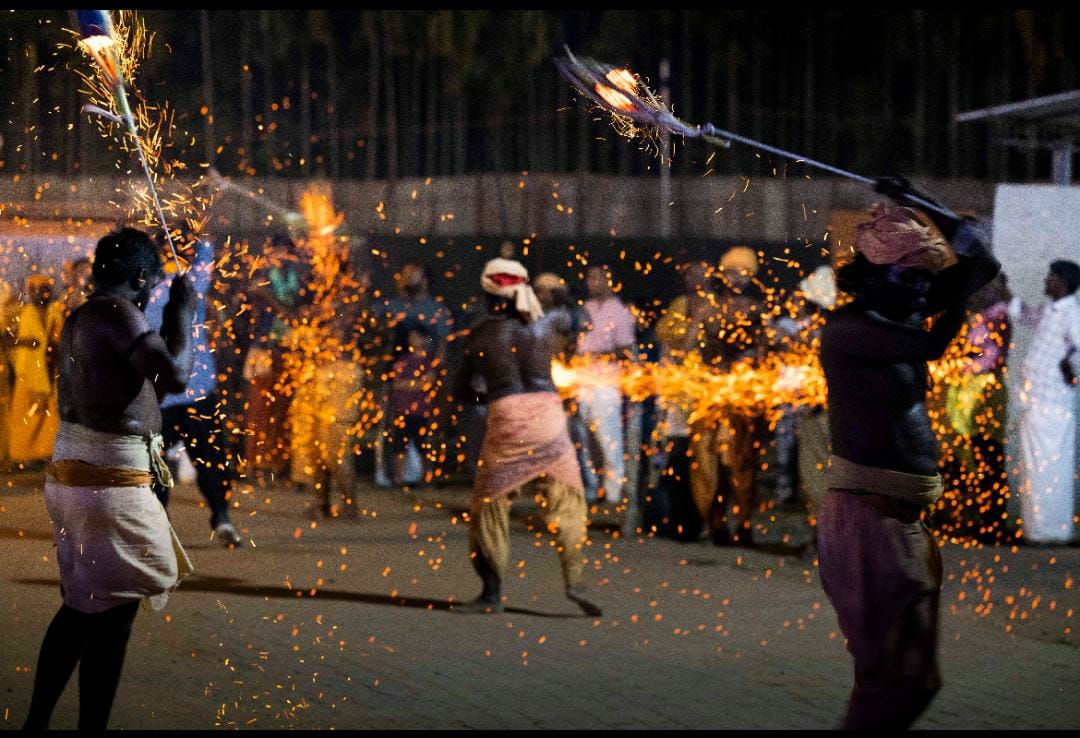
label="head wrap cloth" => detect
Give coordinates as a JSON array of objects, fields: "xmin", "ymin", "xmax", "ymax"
[
  {"xmin": 798, "ymin": 265, "xmax": 837, "ymax": 309},
  {"xmin": 481, "ymin": 258, "xmax": 544, "ymax": 322},
  {"xmin": 855, "ymin": 203, "xmax": 956, "ymax": 273}
]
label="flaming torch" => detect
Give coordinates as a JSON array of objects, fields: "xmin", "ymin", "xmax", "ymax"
[
  {"xmin": 74, "ymin": 9, "xmax": 181, "ymax": 269},
  {"xmin": 554, "ymin": 47, "xmax": 953, "ymax": 219}
]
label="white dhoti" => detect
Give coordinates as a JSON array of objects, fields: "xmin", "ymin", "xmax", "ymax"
[
  {"xmin": 1018, "ymin": 392, "xmax": 1078, "ymax": 543},
  {"xmin": 45, "ymin": 422, "xmax": 193, "ymax": 613}
]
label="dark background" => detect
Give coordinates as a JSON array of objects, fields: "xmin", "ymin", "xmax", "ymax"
[{"xmin": 1, "ymin": 10, "xmax": 1077, "ymax": 183}]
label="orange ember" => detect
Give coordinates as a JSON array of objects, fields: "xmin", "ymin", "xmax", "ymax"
[{"xmin": 593, "ymin": 82, "xmax": 636, "ymax": 112}]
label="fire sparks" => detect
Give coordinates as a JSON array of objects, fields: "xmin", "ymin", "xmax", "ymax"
[{"xmin": 68, "ymin": 9, "xmax": 210, "ymax": 248}]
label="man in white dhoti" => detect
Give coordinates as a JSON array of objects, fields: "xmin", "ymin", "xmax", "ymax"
[
  {"xmin": 1008, "ymin": 260, "xmax": 1080, "ymax": 545},
  {"xmin": 24, "ymin": 228, "xmax": 196, "ymax": 731}
]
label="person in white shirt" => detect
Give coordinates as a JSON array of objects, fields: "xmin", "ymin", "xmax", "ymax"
[
  {"xmin": 574, "ymin": 266, "xmax": 637, "ymax": 509},
  {"xmin": 1008, "ymin": 260, "xmax": 1080, "ymax": 545}
]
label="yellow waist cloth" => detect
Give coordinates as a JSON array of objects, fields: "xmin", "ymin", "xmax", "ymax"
[{"xmin": 46, "ymin": 459, "xmax": 154, "ymax": 487}]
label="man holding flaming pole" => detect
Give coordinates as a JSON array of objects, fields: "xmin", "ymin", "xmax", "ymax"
[{"xmin": 817, "ymin": 178, "xmax": 1000, "ymax": 729}]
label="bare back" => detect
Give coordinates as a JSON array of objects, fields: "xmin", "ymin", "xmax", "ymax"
[{"xmin": 58, "ymin": 296, "xmax": 163, "ymax": 436}]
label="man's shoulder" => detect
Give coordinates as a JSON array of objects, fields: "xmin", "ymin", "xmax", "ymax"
[
  {"xmin": 1059, "ymin": 294, "xmax": 1080, "ymax": 314},
  {"xmin": 822, "ymin": 304, "xmax": 865, "ymax": 335},
  {"xmin": 76, "ymin": 296, "xmax": 147, "ymax": 336},
  {"xmin": 77, "ymin": 295, "xmax": 139, "ymax": 319}
]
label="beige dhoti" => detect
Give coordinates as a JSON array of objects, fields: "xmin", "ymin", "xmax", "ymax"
[{"xmin": 44, "ymin": 422, "xmax": 193, "ymax": 614}]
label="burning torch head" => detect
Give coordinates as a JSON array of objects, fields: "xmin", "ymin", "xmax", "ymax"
[
  {"xmin": 554, "ymin": 49, "xmax": 672, "ymax": 128},
  {"xmin": 74, "ymin": 10, "xmax": 123, "ymax": 88},
  {"xmin": 554, "ymin": 48, "xmax": 708, "ymax": 143}
]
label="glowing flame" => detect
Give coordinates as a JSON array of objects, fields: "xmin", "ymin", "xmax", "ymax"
[
  {"xmin": 552, "ymin": 350, "xmax": 827, "ymax": 428},
  {"xmin": 79, "ymin": 34, "xmax": 121, "ymax": 88},
  {"xmin": 299, "ymin": 190, "xmax": 344, "ymax": 238},
  {"xmin": 605, "ymin": 67, "xmax": 638, "ymax": 93},
  {"xmin": 594, "ymin": 82, "xmax": 635, "ymax": 112}
]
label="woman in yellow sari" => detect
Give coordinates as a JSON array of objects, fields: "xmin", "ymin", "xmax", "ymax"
[{"xmin": 7, "ymin": 276, "xmax": 64, "ymax": 465}]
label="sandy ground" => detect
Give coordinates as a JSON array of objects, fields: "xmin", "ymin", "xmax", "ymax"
[{"xmin": 0, "ymin": 472, "xmax": 1077, "ymax": 730}]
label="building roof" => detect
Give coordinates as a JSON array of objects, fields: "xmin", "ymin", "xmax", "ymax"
[{"xmin": 956, "ymin": 90, "xmax": 1080, "ymax": 132}]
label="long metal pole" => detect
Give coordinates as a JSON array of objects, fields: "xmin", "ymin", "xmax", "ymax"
[
  {"xmin": 695, "ymin": 121, "xmax": 953, "ymax": 218},
  {"xmin": 659, "ymin": 58, "xmax": 672, "ymax": 240},
  {"xmin": 114, "ymin": 87, "xmax": 181, "ymax": 270}
]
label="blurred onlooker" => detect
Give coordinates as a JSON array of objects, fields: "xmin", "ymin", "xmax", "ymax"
[
  {"xmin": 690, "ymin": 246, "xmax": 765, "ymax": 545},
  {"xmin": 772, "ymin": 264, "xmax": 836, "ymax": 508},
  {"xmin": 243, "ymin": 235, "xmax": 306, "ymax": 476},
  {"xmin": 290, "ymin": 262, "xmax": 372, "ymax": 517},
  {"xmin": 7, "ymin": 275, "xmax": 63, "ymax": 465},
  {"xmin": 623, "ymin": 301, "xmax": 661, "ymax": 533},
  {"xmin": 145, "ymin": 239, "xmax": 242, "ymax": 545},
  {"xmin": 657, "ymin": 261, "xmax": 714, "ymax": 361},
  {"xmin": 376, "ymin": 262, "xmax": 453, "ymax": 486},
  {"xmin": 534, "ymin": 271, "xmax": 594, "ymax": 508},
  {"xmin": 941, "ymin": 273, "xmax": 1011, "ymax": 542},
  {"xmin": 388, "ymin": 323, "xmax": 438, "ymax": 486},
  {"xmin": 648, "ymin": 262, "xmax": 720, "ymax": 540},
  {"xmin": 0, "ymin": 280, "xmax": 14, "ymax": 466},
  {"xmin": 575, "ymin": 265, "xmax": 636, "ymax": 506},
  {"xmin": 534, "ymin": 272, "xmax": 584, "ymax": 355},
  {"xmin": 1008, "ymin": 259, "xmax": 1080, "ymax": 545},
  {"xmin": 773, "ymin": 265, "xmax": 837, "ymax": 560},
  {"xmin": 386, "ymin": 262, "xmax": 454, "ymax": 355},
  {"xmin": 61, "ymin": 256, "xmax": 93, "ymax": 315}
]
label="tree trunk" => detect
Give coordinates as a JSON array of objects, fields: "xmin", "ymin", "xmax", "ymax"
[
  {"xmin": 424, "ymin": 55, "xmax": 438, "ymax": 176},
  {"xmin": 556, "ymin": 69, "xmax": 569, "ymax": 172},
  {"xmin": 826, "ymin": 15, "xmax": 840, "ymax": 168},
  {"xmin": 776, "ymin": 23, "xmax": 789, "ymax": 159},
  {"xmin": 326, "ymin": 32, "xmax": 340, "ymax": 178},
  {"xmin": 454, "ymin": 91, "xmax": 467, "ymax": 175},
  {"xmin": 913, "ymin": 11, "xmax": 926, "ymax": 174},
  {"xmin": 440, "ymin": 62, "xmax": 453, "ymax": 175},
  {"xmin": 384, "ymin": 43, "xmax": 399, "ymax": 180},
  {"xmin": 259, "ymin": 11, "xmax": 276, "ymax": 174},
  {"xmin": 405, "ymin": 51, "xmax": 422, "ymax": 177},
  {"xmin": 240, "ymin": 14, "xmax": 254, "ymax": 173},
  {"xmin": 947, "ymin": 15, "xmax": 960, "ymax": 177},
  {"xmin": 200, "ymin": 11, "xmax": 216, "ymax": 167},
  {"xmin": 679, "ymin": 10, "xmax": 693, "ymax": 173},
  {"xmin": 299, "ymin": 32, "xmax": 312, "ymax": 175},
  {"xmin": 726, "ymin": 45, "xmax": 740, "ymax": 176},
  {"xmin": 541, "ymin": 66, "xmax": 556, "ymax": 172},
  {"xmin": 881, "ymin": 26, "xmax": 893, "ymax": 172},
  {"xmin": 63, "ymin": 73, "xmax": 77, "ymax": 173},
  {"xmin": 803, "ymin": 17, "xmax": 815, "ymax": 161},
  {"xmin": 705, "ymin": 39, "xmax": 717, "ymax": 137},
  {"xmin": 364, "ymin": 13, "xmax": 380, "ymax": 180},
  {"xmin": 575, "ymin": 92, "xmax": 590, "ymax": 173},
  {"xmin": 751, "ymin": 37, "xmax": 764, "ymax": 175},
  {"xmin": 527, "ymin": 67, "xmax": 541, "ymax": 172},
  {"xmin": 21, "ymin": 42, "xmax": 37, "ymax": 173},
  {"xmin": 488, "ymin": 112, "xmax": 504, "ymax": 171}
]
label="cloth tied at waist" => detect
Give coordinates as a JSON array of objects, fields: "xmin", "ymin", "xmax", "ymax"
[
  {"xmin": 473, "ymin": 391, "xmax": 583, "ymax": 501},
  {"xmin": 45, "ymin": 422, "xmax": 191, "ymax": 613},
  {"xmin": 48, "ymin": 422, "xmax": 174, "ymax": 490},
  {"xmin": 827, "ymin": 454, "xmax": 943, "ymax": 509}
]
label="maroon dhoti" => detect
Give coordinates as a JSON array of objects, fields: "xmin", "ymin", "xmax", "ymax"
[{"xmin": 817, "ymin": 457, "xmax": 944, "ymax": 730}]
